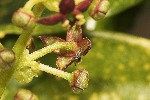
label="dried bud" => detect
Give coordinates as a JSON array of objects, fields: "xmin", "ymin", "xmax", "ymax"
[
  {"xmin": 78, "ymin": 38, "xmax": 92, "ymax": 56},
  {"xmin": 12, "ymin": 9, "xmax": 35, "ymax": 30},
  {"xmin": 0, "ymin": 48, "xmax": 15, "ymax": 68},
  {"xmin": 70, "ymin": 70, "xmax": 89, "ymax": 93},
  {"xmin": 88, "ymin": 0, "xmax": 110, "ymax": 20},
  {"xmin": 66, "ymin": 24, "xmax": 82, "ymax": 43},
  {"xmin": 14, "ymin": 89, "xmax": 38, "ymax": 100}
]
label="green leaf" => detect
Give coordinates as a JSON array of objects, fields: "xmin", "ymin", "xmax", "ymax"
[
  {"xmin": 107, "ymin": 0, "xmax": 144, "ymax": 17},
  {"xmin": 4, "ymin": 31, "xmax": 150, "ymax": 99},
  {"xmin": 0, "ymin": 24, "xmax": 65, "ymax": 37}
]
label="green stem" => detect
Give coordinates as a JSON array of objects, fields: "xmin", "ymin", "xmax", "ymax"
[
  {"xmin": 29, "ymin": 61, "xmax": 73, "ymax": 82},
  {"xmin": 0, "ymin": 2, "xmax": 45, "ymax": 98},
  {"xmin": 12, "ymin": 30, "xmax": 32, "ymax": 58},
  {"xmin": 12, "ymin": 4, "xmax": 45, "ymax": 67},
  {"xmin": 29, "ymin": 42, "xmax": 76, "ymax": 61},
  {"xmin": 24, "ymin": 0, "xmax": 46, "ymax": 10}
]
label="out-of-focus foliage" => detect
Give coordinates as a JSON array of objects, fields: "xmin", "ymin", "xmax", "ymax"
[
  {"xmin": 5, "ymin": 31, "xmax": 150, "ymax": 100},
  {"xmin": 107, "ymin": 0, "xmax": 143, "ymax": 17},
  {"xmin": 0, "ymin": 0, "xmax": 149, "ymax": 100}
]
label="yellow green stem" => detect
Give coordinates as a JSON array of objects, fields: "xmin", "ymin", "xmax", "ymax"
[
  {"xmin": 24, "ymin": 0, "xmax": 46, "ymax": 10},
  {"xmin": 29, "ymin": 61, "xmax": 73, "ymax": 82},
  {"xmin": 29, "ymin": 42, "xmax": 76, "ymax": 61}
]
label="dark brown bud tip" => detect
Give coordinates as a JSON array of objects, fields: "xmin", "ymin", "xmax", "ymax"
[
  {"xmin": 66, "ymin": 24, "xmax": 82, "ymax": 43},
  {"xmin": 59, "ymin": 0, "xmax": 75, "ymax": 14}
]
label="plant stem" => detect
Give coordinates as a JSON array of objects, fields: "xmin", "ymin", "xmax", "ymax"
[
  {"xmin": 12, "ymin": 4, "xmax": 45, "ymax": 67},
  {"xmin": 24, "ymin": 0, "xmax": 46, "ymax": 10},
  {"xmin": 39, "ymin": 63, "xmax": 73, "ymax": 81},
  {"xmin": 13, "ymin": 30, "xmax": 32, "ymax": 58},
  {"xmin": 0, "ymin": 2, "xmax": 45, "ymax": 99},
  {"xmin": 29, "ymin": 42, "xmax": 76, "ymax": 61},
  {"xmin": 29, "ymin": 61, "xmax": 73, "ymax": 82}
]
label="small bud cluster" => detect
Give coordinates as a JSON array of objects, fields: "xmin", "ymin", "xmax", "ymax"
[
  {"xmin": 37, "ymin": 0, "xmax": 110, "ymax": 27},
  {"xmin": 39, "ymin": 24, "xmax": 91, "ymax": 70}
]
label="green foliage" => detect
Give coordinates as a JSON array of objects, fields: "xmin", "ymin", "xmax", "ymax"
[
  {"xmin": 4, "ymin": 31, "xmax": 150, "ymax": 100},
  {"xmin": 107, "ymin": 0, "xmax": 144, "ymax": 17}
]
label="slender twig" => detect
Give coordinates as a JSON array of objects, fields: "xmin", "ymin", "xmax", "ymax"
[
  {"xmin": 29, "ymin": 42, "xmax": 76, "ymax": 61},
  {"xmin": 28, "ymin": 61, "xmax": 73, "ymax": 82}
]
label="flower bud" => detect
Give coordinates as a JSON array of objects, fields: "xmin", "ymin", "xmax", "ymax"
[
  {"xmin": 88, "ymin": 0, "xmax": 110, "ymax": 20},
  {"xmin": 59, "ymin": 0, "xmax": 75, "ymax": 14},
  {"xmin": 0, "ymin": 48, "xmax": 15, "ymax": 68},
  {"xmin": 12, "ymin": 9, "xmax": 35, "ymax": 30},
  {"xmin": 66, "ymin": 24, "xmax": 82, "ymax": 43},
  {"xmin": 14, "ymin": 89, "xmax": 38, "ymax": 100},
  {"xmin": 70, "ymin": 70, "xmax": 89, "ymax": 93}
]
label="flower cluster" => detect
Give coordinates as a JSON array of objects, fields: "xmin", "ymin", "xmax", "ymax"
[
  {"xmin": 39, "ymin": 24, "xmax": 91, "ymax": 70},
  {"xmin": 7, "ymin": 0, "xmax": 110, "ymax": 94},
  {"xmin": 37, "ymin": 0, "xmax": 93, "ymax": 27}
]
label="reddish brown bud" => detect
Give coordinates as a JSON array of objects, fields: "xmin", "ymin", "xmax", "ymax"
[
  {"xmin": 36, "ymin": 14, "xmax": 65, "ymax": 25},
  {"xmin": 59, "ymin": 0, "xmax": 75, "ymax": 14},
  {"xmin": 66, "ymin": 24, "xmax": 82, "ymax": 43},
  {"xmin": 78, "ymin": 38, "xmax": 92, "ymax": 56},
  {"xmin": 73, "ymin": 0, "xmax": 92, "ymax": 15}
]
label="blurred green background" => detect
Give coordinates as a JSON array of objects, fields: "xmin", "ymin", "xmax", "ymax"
[{"xmin": 1, "ymin": 0, "xmax": 150, "ymax": 100}]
